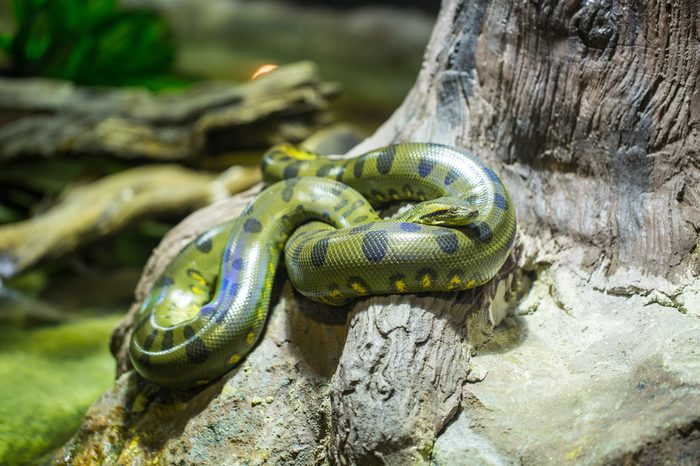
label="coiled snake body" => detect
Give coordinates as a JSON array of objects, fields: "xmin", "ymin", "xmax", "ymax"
[{"xmin": 130, "ymin": 143, "xmax": 516, "ymax": 388}]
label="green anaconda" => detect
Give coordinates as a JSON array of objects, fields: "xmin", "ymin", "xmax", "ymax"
[{"xmin": 129, "ymin": 143, "xmax": 517, "ymax": 388}]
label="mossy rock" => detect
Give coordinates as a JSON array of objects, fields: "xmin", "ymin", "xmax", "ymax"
[{"xmin": 0, "ymin": 314, "xmax": 120, "ymax": 464}]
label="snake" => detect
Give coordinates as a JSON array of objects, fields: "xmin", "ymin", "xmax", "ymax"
[{"xmin": 129, "ymin": 143, "xmax": 516, "ymax": 389}]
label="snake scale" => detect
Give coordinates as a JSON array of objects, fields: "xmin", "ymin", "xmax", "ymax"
[{"xmin": 130, "ymin": 143, "xmax": 516, "ymax": 388}]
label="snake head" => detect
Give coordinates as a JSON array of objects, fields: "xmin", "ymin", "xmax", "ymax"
[{"xmin": 399, "ymin": 197, "xmax": 479, "ymax": 226}]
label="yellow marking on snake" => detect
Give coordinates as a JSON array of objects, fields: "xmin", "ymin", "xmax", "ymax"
[
  {"xmin": 287, "ymin": 146, "xmax": 317, "ymax": 160},
  {"xmin": 448, "ymin": 275, "xmax": 462, "ymax": 290},
  {"xmin": 351, "ymin": 282, "xmax": 367, "ymax": 295}
]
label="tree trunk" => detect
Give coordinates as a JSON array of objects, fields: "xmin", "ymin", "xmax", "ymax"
[{"xmin": 58, "ymin": 1, "xmax": 700, "ymax": 465}]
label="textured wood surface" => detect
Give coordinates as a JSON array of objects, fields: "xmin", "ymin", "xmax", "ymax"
[{"xmin": 359, "ymin": 0, "xmax": 700, "ymax": 279}]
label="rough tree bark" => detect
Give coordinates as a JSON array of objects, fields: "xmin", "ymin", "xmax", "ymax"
[{"xmin": 58, "ymin": 1, "xmax": 700, "ymax": 465}]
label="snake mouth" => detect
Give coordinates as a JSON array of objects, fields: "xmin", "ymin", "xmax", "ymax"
[{"xmin": 414, "ymin": 206, "xmax": 479, "ymax": 226}]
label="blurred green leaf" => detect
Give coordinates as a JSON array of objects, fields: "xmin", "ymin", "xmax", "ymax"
[
  {"xmin": 0, "ymin": 34, "xmax": 11, "ymax": 53},
  {"xmin": 6, "ymin": 0, "xmax": 181, "ymax": 90},
  {"xmin": 0, "ymin": 204, "xmax": 21, "ymax": 224}
]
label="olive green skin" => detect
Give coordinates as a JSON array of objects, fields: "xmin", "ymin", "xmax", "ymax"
[{"xmin": 129, "ymin": 143, "xmax": 516, "ymax": 388}]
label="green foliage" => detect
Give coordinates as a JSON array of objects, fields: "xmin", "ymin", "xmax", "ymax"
[{"xmin": 0, "ymin": 0, "xmax": 182, "ymax": 89}]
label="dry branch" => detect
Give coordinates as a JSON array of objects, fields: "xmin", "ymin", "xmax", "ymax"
[
  {"xmin": 0, "ymin": 61, "xmax": 338, "ymax": 162},
  {"xmin": 0, "ymin": 165, "xmax": 260, "ymax": 279}
]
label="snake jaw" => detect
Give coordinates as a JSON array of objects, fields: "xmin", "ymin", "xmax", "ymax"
[
  {"xmin": 414, "ymin": 206, "xmax": 479, "ymax": 226},
  {"xmin": 398, "ymin": 196, "xmax": 480, "ymax": 226}
]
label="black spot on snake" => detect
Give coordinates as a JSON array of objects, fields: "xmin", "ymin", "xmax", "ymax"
[
  {"xmin": 284, "ymin": 161, "xmax": 302, "ymax": 179},
  {"xmin": 195, "ymin": 235, "xmax": 213, "ymax": 253},
  {"xmin": 343, "ymin": 200, "xmax": 364, "ymax": 218},
  {"xmin": 279, "ymin": 214, "xmax": 293, "ymax": 230},
  {"xmin": 362, "ymin": 230, "xmax": 389, "ymax": 262},
  {"xmin": 444, "ymin": 169, "xmax": 458, "ymax": 186},
  {"xmin": 494, "ymin": 192, "xmax": 508, "ymax": 210},
  {"xmin": 376, "ymin": 147, "xmax": 396, "ymax": 175},
  {"xmin": 232, "ymin": 257, "xmax": 243, "ymax": 270},
  {"xmin": 353, "ymin": 215, "xmax": 368, "ymax": 223},
  {"xmin": 186, "ymin": 337, "xmax": 209, "ymax": 365},
  {"xmin": 336, "ymin": 160, "xmax": 352, "ymax": 181},
  {"xmin": 184, "ymin": 325, "xmax": 195, "ymax": 340},
  {"xmin": 143, "ymin": 330, "xmax": 157, "ymax": 351},
  {"xmin": 418, "ymin": 158, "xmax": 435, "ymax": 177},
  {"xmin": 434, "ymin": 229, "xmax": 460, "ymax": 254},
  {"xmin": 311, "ymin": 237, "xmax": 330, "ymax": 267},
  {"xmin": 350, "ymin": 224, "xmax": 373, "ymax": 235},
  {"xmin": 353, "ymin": 156, "xmax": 366, "ymax": 178},
  {"xmin": 465, "ymin": 222, "xmax": 493, "ymax": 243},
  {"xmin": 316, "ymin": 164, "xmax": 335, "ymax": 177},
  {"xmin": 281, "ymin": 178, "xmax": 298, "ymax": 202},
  {"xmin": 483, "ymin": 166, "xmax": 500, "ymax": 182},
  {"xmin": 330, "ymin": 184, "xmax": 347, "ymax": 197},
  {"xmin": 400, "ymin": 222, "xmax": 421, "ymax": 232},
  {"xmin": 161, "ymin": 330, "xmax": 174, "ymax": 351},
  {"xmin": 244, "ymin": 218, "xmax": 263, "ymax": 233},
  {"xmin": 334, "ymin": 198, "xmax": 349, "ymax": 211},
  {"xmin": 388, "ymin": 188, "xmax": 400, "ymax": 199}
]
